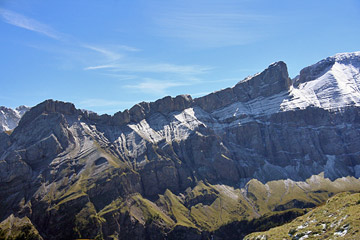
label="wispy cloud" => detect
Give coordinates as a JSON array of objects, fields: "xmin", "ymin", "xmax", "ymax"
[
  {"xmin": 84, "ymin": 64, "xmax": 114, "ymax": 70},
  {"xmin": 0, "ymin": 7, "xmax": 215, "ymax": 100},
  {"xmin": 82, "ymin": 45, "xmax": 124, "ymax": 61},
  {"xmin": 151, "ymin": 2, "xmax": 273, "ymax": 47},
  {"xmin": 125, "ymin": 78, "xmax": 191, "ymax": 95},
  {"xmin": 0, "ymin": 8, "xmax": 141, "ymax": 69},
  {"xmin": 0, "ymin": 8, "xmax": 60, "ymax": 39},
  {"xmin": 85, "ymin": 62, "xmax": 211, "ymax": 75}
]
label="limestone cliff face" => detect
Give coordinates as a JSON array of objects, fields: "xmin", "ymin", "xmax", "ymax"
[
  {"xmin": 1, "ymin": 52, "xmax": 360, "ymax": 239},
  {"xmin": 195, "ymin": 61, "xmax": 291, "ymax": 111}
]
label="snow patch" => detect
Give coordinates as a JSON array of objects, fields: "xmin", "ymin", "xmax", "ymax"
[
  {"xmin": 334, "ymin": 224, "xmax": 350, "ymax": 237},
  {"xmin": 297, "ymin": 222, "xmax": 308, "ymax": 230},
  {"xmin": 283, "ymin": 61, "xmax": 360, "ymax": 110},
  {"xmin": 127, "ymin": 107, "xmax": 206, "ymax": 144}
]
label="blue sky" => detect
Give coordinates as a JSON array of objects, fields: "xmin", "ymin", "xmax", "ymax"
[{"xmin": 1, "ymin": 0, "xmax": 359, "ymax": 114}]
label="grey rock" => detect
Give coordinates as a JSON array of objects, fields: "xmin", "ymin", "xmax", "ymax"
[
  {"xmin": 0, "ymin": 132, "xmax": 11, "ymax": 155},
  {"xmin": 17, "ymin": 99, "xmax": 77, "ymax": 128},
  {"xmin": 195, "ymin": 61, "xmax": 291, "ymax": 112}
]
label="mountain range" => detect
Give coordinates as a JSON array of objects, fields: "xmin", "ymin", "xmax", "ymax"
[{"xmin": 0, "ymin": 52, "xmax": 360, "ymax": 239}]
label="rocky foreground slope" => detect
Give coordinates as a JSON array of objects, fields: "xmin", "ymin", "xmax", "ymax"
[{"xmin": 1, "ymin": 52, "xmax": 360, "ymax": 239}]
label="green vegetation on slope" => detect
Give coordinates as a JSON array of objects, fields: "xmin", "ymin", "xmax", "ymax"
[
  {"xmin": 245, "ymin": 192, "xmax": 360, "ymax": 240},
  {"xmin": 213, "ymin": 208, "xmax": 308, "ymax": 239},
  {"xmin": 0, "ymin": 215, "xmax": 41, "ymax": 240},
  {"xmin": 3, "ymin": 173, "xmax": 360, "ymax": 239},
  {"xmin": 243, "ymin": 174, "xmax": 360, "ymax": 214}
]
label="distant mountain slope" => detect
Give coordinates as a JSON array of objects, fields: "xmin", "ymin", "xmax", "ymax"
[
  {"xmin": 0, "ymin": 105, "xmax": 30, "ymax": 132},
  {"xmin": 245, "ymin": 192, "xmax": 360, "ymax": 240},
  {"xmin": 1, "ymin": 52, "xmax": 360, "ymax": 239}
]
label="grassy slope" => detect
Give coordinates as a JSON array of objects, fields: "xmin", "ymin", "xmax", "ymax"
[
  {"xmin": 3, "ymin": 159, "xmax": 360, "ymax": 239},
  {"xmin": 95, "ymin": 175, "xmax": 360, "ymax": 234},
  {"xmin": 245, "ymin": 192, "xmax": 360, "ymax": 240},
  {"xmin": 0, "ymin": 215, "xmax": 42, "ymax": 240},
  {"xmin": 245, "ymin": 174, "xmax": 360, "ymax": 214}
]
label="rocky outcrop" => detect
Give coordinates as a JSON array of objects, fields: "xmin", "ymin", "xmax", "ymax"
[
  {"xmin": 17, "ymin": 99, "xmax": 77, "ymax": 128},
  {"xmin": 195, "ymin": 61, "xmax": 291, "ymax": 112}
]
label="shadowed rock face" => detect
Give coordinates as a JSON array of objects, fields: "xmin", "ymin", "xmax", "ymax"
[{"xmin": 1, "ymin": 52, "xmax": 360, "ymax": 239}]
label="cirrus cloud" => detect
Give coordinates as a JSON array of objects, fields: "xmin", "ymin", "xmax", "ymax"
[{"xmin": 0, "ymin": 8, "xmax": 61, "ymax": 39}]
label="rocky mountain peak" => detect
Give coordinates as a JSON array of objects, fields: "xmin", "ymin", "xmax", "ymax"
[
  {"xmin": 283, "ymin": 52, "xmax": 360, "ymax": 111},
  {"xmin": 36, "ymin": 99, "xmax": 77, "ymax": 115},
  {"xmin": 332, "ymin": 51, "xmax": 360, "ymax": 63},
  {"xmin": 15, "ymin": 105, "xmax": 30, "ymax": 115},
  {"xmin": 17, "ymin": 99, "xmax": 77, "ymax": 128},
  {"xmin": 125, "ymin": 94, "xmax": 193, "ymax": 122},
  {"xmin": 234, "ymin": 60, "xmax": 291, "ymax": 99},
  {"xmin": 295, "ymin": 51, "xmax": 360, "ymax": 87},
  {"xmin": 84, "ymin": 94, "xmax": 194, "ymax": 126},
  {"xmin": 194, "ymin": 61, "xmax": 291, "ymax": 112}
]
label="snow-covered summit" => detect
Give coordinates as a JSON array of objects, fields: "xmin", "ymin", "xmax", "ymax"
[
  {"xmin": 328, "ymin": 51, "xmax": 360, "ymax": 62},
  {"xmin": 283, "ymin": 51, "xmax": 360, "ymax": 111},
  {"xmin": 16, "ymin": 105, "xmax": 30, "ymax": 116},
  {"xmin": 294, "ymin": 52, "xmax": 360, "ymax": 86},
  {"xmin": 212, "ymin": 51, "xmax": 360, "ymax": 120},
  {"xmin": 0, "ymin": 105, "xmax": 30, "ymax": 132}
]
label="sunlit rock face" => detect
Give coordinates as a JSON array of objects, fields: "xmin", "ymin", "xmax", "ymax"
[
  {"xmin": 1, "ymin": 52, "xmax": 360, "ymax": 239},
  {"xmin": 0, "ymin": 105, "xmax": 29, "ymax": 132}
]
